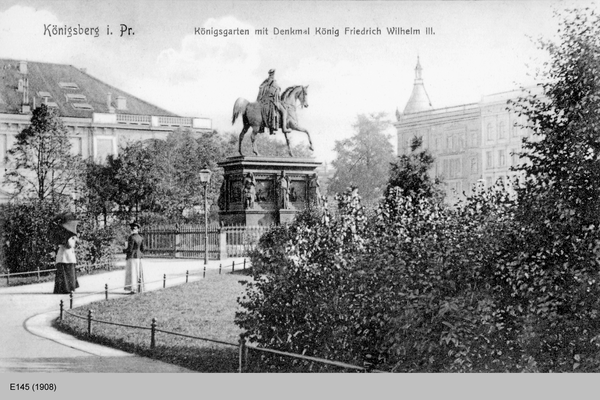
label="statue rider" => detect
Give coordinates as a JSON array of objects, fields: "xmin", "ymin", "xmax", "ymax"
[{"xmin": 257, "ymin": 69, "xmax": 291, "ymax": 134}]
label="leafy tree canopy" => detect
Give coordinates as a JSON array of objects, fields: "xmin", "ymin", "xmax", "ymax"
[
  {"xmin": 386, "ymin": 136, "xmax": 445, "ymax": 203},
  {"xmin": 328, "ymin": 113, "xmax": 395, "ymax": 205},
  {"xmin": 4, "ymin": 104, "xmax": 82, "ymax": 203}
]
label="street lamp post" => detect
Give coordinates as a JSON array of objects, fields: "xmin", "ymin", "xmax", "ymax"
[{"xmin": 199, "ymin": 168, "xmax": 212, "ymax": 267}]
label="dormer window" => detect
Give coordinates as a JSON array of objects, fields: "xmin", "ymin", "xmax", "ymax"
[
  {"xmin": 37, "ymin": 91, "xmax": 52, "ymax": 98},
  {"xmin": 59, "ymin": 82, "xmax": 79, "ymax": 90},
  {"xmin": 65, "ymin": 93, "xmax": 87, "ymax": 102},
  {"xmin": 72, "ymin": 103, "xmax": 93, "ymax": 110}
]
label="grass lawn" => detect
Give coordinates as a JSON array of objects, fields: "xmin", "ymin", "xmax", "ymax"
[{"xmin": 55, "ymin": 272, "xmax": 252, "ymax": 372}]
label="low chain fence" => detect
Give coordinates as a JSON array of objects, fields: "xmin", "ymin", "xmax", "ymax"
[{"xmin": 56, "ymin": 258, "xmax": 382, "ymax": 373}]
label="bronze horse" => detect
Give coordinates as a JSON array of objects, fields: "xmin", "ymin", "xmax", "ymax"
[{"xmin": 232, "ymin": 85, "xmax": 314, "ymax": 157}]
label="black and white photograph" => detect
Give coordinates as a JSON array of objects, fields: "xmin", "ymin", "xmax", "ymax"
[{"xmin": 0, "ymin": 0, "xmax": 598, "ymax": 398}]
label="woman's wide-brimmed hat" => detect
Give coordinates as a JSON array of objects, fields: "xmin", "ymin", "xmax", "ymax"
[
  {"xmin": 50, "ymin": 213, "xmax": 79, "ymax": 245},
  {"xmin": 129, "ymin": 222, "xmax": 140, "ymax": 230},
  {"xmin": 57, "ymin": 213, "xmax": 79, "ymax": 235}
]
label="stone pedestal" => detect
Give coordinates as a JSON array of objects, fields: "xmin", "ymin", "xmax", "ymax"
[{"xmin": 217, "ymin": 156, "xmax": 322, "ymax": 226}]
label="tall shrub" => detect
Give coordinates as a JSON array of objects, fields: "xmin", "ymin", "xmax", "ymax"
[{"xmin": 3, "ymin": 200, "xmax": 57, "ymax": 273}]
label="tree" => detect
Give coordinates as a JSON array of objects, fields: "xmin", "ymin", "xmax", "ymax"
[
  {"xmin": 81, "ymin": 159, "xmax": 119, "ymax": 225},
  {"xmin": 505, "ymin": 6, "xmax": 600, "ymax": 371},
  {"xmin": 386, "ymin": 136, "xmax": 445, "ymax": 203},
  {"xmin": 4, "ymin": 104, "xmax": 82, "ymax": 202},
  {"xmin": 151, "ymin": 129, "xmax": 231, "ymax": 221},
  {"xmin": 92, "ymin": 129, "xmax": 233, "ymax": 224},
  {"xmin": 328, "ymin": 113, "xmax": 395, "ymax": 205},
  {"xmin": 106, "ymin": 140, "xmax": 160, "ymax": 221}
]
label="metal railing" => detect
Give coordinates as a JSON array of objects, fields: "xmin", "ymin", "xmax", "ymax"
[
  {"xmin": 116, "ymin": 114, "xmax": 152, "ymax": 125},
  {"xmin": 142, "ymin": 224, "xmax": 273, "ymax": 259}
]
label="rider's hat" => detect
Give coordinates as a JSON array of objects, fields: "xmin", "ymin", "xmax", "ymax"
[{"xmin": 268, "ymin": 69, "xmax": 275, "ymax": 75}]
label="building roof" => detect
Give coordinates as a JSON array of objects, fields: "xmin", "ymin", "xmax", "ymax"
[
  {"xmin": 402, "ymin": 57, "xmax": 433, "ymax": 114},
  {"xmin": 0, "ymin": 59, "xmax": 178, "ymax": 118}
]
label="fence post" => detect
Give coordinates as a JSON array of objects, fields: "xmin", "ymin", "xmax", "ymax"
[
  {"xmin": 150, "ymin": 318, "xmax": 157, "ymax": 350},
  {"xmin": 6, "ymin": 268, "xmax": 9, "ymax": 286},
  {"xmin": 218, "ymin": 228, "xmax": 227, "ymax": 260},
  {"xmin": 186, "ymin": 270, "xmax": 189, "ymax": 283},
  {"xmin": 243, "ymin": 259, "xmax": 246, "ymax": 270},
  {"xmin": 105, "ymin": 284, "xmax": 108, "ymax": 300},
  {"xmin": 137, "ymin": 277, "xmax": 142, "ymax": 293},
  {"xmin": 69, "ymin": 291, "xmax": 73, "ymax": 309},
  {"xmin": 363, "ymin": 355, "xmax": 373, "ymax": 373},
  {"xmin": 174, "ymin": 224, "xmax": 181, "ymax": 258},
  {"xmin": 163, "ymin": 274, "xmax": 166, "ymax": 289},
  {"xmin": 87, "ymin": 309, "xmax": 93, "ymax": 335},
  {"xmin": 203, "ymin": 265, "xmax": 206, "ymax": 279},
  {"xmin": 219, "ymin": 263, "xmax": 222, "ymax": 275},
  {"xmin": 59, "ymin": 300, "xmax": 64, "ymax": 321},
  {"xmin": 232, "ymin": 260, "xmax": 235, "ymax": 273},
  {"xmin": 37, "ymin": 265, "xmax": 41, "ymax": 282},
  {"xmin": 238, "ymin": 336, "xmax": 246, "ymax": 373}
]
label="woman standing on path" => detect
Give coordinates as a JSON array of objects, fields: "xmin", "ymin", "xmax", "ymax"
[
  {"xmin": 53, "ymin": 215, "xmax": 79, "ymax": 294},
  {"xmin": 124, "ymin": 222, "xmax": 145, "ymax": 294}
]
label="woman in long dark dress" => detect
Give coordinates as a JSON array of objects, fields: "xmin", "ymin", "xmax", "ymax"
[
  {"xmin": 53, "ymin": 220, "xmax": 79, "ymax": 294},
  {"xmin": 124, "ymin": 222, "xmax": 145, "ymax": 293}
]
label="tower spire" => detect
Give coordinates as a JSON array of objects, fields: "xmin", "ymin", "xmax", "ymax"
[{"xmin": 402, "ymin": 57, "xmax": 433, "ymax": 114}]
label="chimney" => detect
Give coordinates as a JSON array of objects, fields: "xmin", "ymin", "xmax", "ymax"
[
  {"xmin": 19, "ymin": 61, "xmax": 27, "ymax": 74},
  {"xmin": 116, "ymin": 96, "xmax": 126, "ymax": 110},
  {"xmin": 107, "ymin": 92, "xmax": 115, "ymax": 113}
]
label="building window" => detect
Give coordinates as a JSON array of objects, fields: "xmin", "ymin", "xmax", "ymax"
[
  {"xmin": 498, "ymin": 122, "xmax": 506, "ymax": 139},
  {"xmin": 59, "ymin": 82, "xmax": 79, "ymax": 90},
  {"xmin": 0, "ymin": 134, "xmax": 6, "ymax": 164},
  {"xmin": 511, "ymin": 149, "xmax": 519, "ymax": 166},
  {"xmin": 447, "ymin": 136, "xmax": 452, "ymax": 151},
  {"xmin": 487, "ymin": 123, "xmax": 494, "ymax": 141},
  {"xmin": 470, "ymin": 158, "xmax": 478, "ymax": 173},
  {"xmin": 486, "ymin": 151, "xmax": 493, "ymax": 169},
  {"xmin": 94, "ymin": 137, "xmax": 116, "ymax": 161},
  {"xmin": 69, "ymin": 137, "xmax": 83, "ymax": 156},
  {"xmin": 511, "ymin": 124, "xmax": 518, "ymax": 137},
  {"xmin": 498, "ymin": 149, "xmax": 506, "ymax": 166}
]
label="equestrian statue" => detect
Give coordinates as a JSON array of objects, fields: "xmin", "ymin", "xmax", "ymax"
[{"xmin": 232, "ymin": 69, "xmax": 314, "ymax": 157}]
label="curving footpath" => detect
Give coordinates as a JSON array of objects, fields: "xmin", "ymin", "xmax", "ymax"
[{"xmin": 0, "ymin": 257, "xmax": 246, "ymax": 373}]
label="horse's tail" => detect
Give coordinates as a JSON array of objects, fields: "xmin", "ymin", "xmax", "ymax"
[{"xmin": 232, "ymin": 98, "xmax": 249, "ymax": 125}]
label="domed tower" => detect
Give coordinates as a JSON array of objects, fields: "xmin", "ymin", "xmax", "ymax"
[{"xmin": 402, "ymin": 56, "xmax": 433, "ymax": 114}]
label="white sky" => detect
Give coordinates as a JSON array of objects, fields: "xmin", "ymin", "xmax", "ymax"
[{"xmin": 0, "ymin": 0, "xmax": 591, "ymax": 162}]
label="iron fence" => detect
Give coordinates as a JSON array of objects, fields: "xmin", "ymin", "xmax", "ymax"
[{"xmin": 142, "ymin": 224, "xmax": 273, "ymax": 259}]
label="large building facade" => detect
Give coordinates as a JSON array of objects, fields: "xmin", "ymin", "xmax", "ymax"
[
  {"xmin": 395, "ymin": 58, "xmax": 534, "ymax": 203},
  {"xmin": 0, "ymin": 59, "xmax": 212, "ymax": 202}
]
